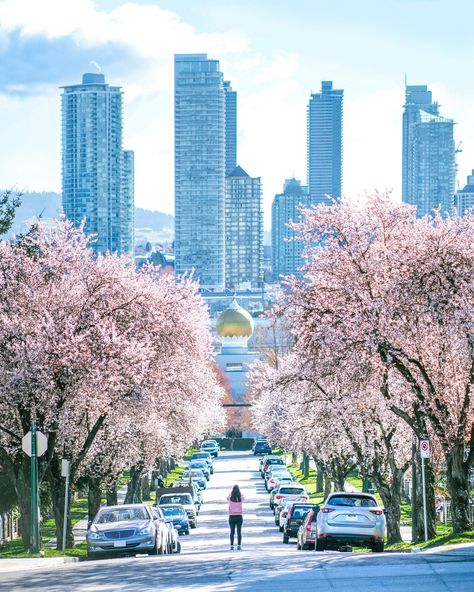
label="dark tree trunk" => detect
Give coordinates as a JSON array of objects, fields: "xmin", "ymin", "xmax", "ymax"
[
  {"xmin": 374, "ymin": 470, "xmax": 403, "ymax": 544},
  {"xmin": 324, "ymin": 477, "xmax": 332, "ymax": 498},
  {"xmin": 106, "ymin": 481, "xmax": 118, "ymax": 506},
  {"xmin": 88, "ymin": 477, "xmax": 102, "ymax": 523},
  {"xmin": 124, "ymin": 466, "xmax": 143, "ymax": 504},
  {"xmin": 315, "ymin": 460, "xmax": 324, "ymax": 493},
  {"xmin": 46, "ymin": 457, "xmax": 74, "ymax": 550},
  {"xmin": 445, "ymin": 444, "xmax": 472, "ymax": 533},
  {"xmin": 141, "ymin": 473, "xmax": 151, "ymax": 501},
  {"xmin": 291, "ymin": 452, "xmax": 298, "ymax": 465},
  {"xmin": 16, "ymin": 461, "xmax": 32, "ymax": 548}
]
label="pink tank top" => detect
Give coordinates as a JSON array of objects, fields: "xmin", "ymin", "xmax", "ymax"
[{"xmin": 227, "ymin": 493, "xmax": 245, "ymax": 515}]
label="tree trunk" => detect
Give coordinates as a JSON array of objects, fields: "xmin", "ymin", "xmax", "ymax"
[
  {"xmin": 445, "ymin": 444, "xmax": 472, "ymax": 533},
  {"xmin": 324, "ymin": 477, "xmax": 332, "ymax": 498},
  {"xmin": 141, "ymin": 473, "xmax": 151, "ymax": 501},
  {"xmin": 88, "ymin": 477, "xmax": 102, "ymax": 523},
  {"xmin": 374, "ymin": 470, "xmax": 403, "ymax": 544},
  {"xmin": 46, "ymin": 457, "xmax": 74, "ymax": 550},
  {"xmin": 315, "ymin": 460, "xmax": 324, "ymax": 493},
  {"xmin": 124, "ymin": 466, "xmax": 142, "ymax": 504},
  {"xmin": 106, "ymin": 481, "xmax": 118, "ymax": 506},
  {"xmin": 291, "ymin": 452, "xmax": 298, "ymax": 465},
  {"xmin": 16, "ymin": 461, "xmax": 32, "ymax": 548}
]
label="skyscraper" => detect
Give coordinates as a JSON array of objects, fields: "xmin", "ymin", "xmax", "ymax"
[
  {"xmin": 271, "ymin": 178, "xmax": 311, "ymax": 279},
  {"xmin": 402, "ymin": 85, "xmax": 456, "ymax": 217},
  {"xmin": 225, "ymin": 166, "xmax": 263, "ymax": 290},
  {"xmin": 307, "ymin": 81, "xmax": 343, "ymax": 203},
  {"xmin": 61, "ymin": 72, "xmax": 133, "ymax": 256},
  {"xmin": 122, "ymin": 150, "xmax": 135, "ymax": 256},
  {"xmin": 224, "ymin": 81, "xmax": 237, "ymax": 175},
  {"xmin": 174, "ymin": 54, "xmax": 226, "ymax": 290},
  {"xmin": 455, "ymin": 171, "xmax": 474, "ymax": 216}
]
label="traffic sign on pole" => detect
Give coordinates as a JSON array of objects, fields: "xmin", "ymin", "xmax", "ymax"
[
  {"xmin": 420, "ymin": 440, "xmax": 430, "ymax": 458},
  {"xmin": 22, "ymin": 431, "xmax": 48, "ymax": 457}
]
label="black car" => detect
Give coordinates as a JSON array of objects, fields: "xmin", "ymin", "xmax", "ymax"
[
  {"xmin": 159, "ymin": 504, "xmax": 190, "ymax": 535},
  {"xmin": 283, "ymin": 503, "xmax": 320, "ymax": 543},
  {"xmin": 254, "ymin": 440, "xmax": 272, "ymax": 455}
]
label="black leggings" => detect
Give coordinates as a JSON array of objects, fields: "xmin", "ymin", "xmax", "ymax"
[{"xmin": 229, "ymin": 515, "xmax": 243, "ymax": 545}]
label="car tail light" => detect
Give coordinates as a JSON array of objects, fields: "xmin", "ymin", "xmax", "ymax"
[
  {"xmin": 370, "ymin": 510, "xmax": 384, "ymax": 516},
  {"xmin": 321, "ymin": 508, "xmax": 334, "ymax": 513},
  {"xmin": 275, "ymin": 494, "xmax": 283, "ymax": 500},
  {"xmin": 305, "ymin": 511, "xmax": 314, "ymax": 530},
  {"xmin": 282, "ymin": 511, "xmax": 288, "ymax": 517},
  {"xmin": 302, "ymin": 495, "xmax": 309, "ymax": 501}
]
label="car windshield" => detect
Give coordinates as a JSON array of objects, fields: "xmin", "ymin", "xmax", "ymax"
[
  {"xmin": 280, "ymin": 487, "xmax": 305, "ymax": 495},
  {"xmin": 328, "ymin": 495, "xmax": 377, "ymax": 508},
  {"xmin": 97, "ymin": 507, "xmax": 148, "ymax": 523},
  {"xmin": 267, "ymin": 459, "xmax": 283, "ymax": 466},
  {"xmin": 160, "ymin": 494, "xmax": 192, "ymax": 505},
  {"xmin": 192, "ymin": 454, "xmax": 209, "ymax": 460},
  {"xmin": 190, "ymin": 462, "xmax": 206, "ymax": 469},
  {"xmin": 161, "ymin": 506, "xmax": 186, "ymax": 517},
  {"xmin": 201, "ymin": 443, "xmax": 213, "ymax": 448},
  {"xmin": 291, "ymin": 507, "xmax": 313, "ymax": 519}
]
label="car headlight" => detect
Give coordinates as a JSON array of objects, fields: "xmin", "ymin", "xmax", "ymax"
[
  {"xmin": 88, "ymin": 530, "xmax": 102, "ymax": 540},
  {"xmin": 137, "ymin": 524, "xmax": 154, "ymax": 535}
]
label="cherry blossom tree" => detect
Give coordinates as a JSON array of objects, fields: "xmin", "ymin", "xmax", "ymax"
[
  {"xmin": 0, "ymin": 221, "xmax": 224, "ymax": 548},
  {"xmin": 286, "ymin": 193, "xmax": 474, "ymax": 533}
]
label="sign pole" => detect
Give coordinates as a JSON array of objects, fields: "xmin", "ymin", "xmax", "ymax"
[
  {"xmin": 420, "ymin": 449, "xmax": 429, "ymax": 542},
  {"xmin": 30, "ymin": 420, "xmax": 40, "ymax": 554},
  {"xmin": 62, "ymin": 459, "xmax": 71, "ymax": 552}
]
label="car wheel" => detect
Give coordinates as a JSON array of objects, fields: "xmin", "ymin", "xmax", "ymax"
[
  {"xmin": 185, "ymin": 529, "xmax": 190, "ymax": 535},
  {"xmin": 302, "ymin": 542, "xmax": 310, "ymax": 550},
  {"xmin": 315, "ymin": 539, "xmax": 326, "ymax": 551},
  {"xmin": 296, "ymin": 541, "xmax": 301, "ymax": 550},
  {"xmin": 279, "ymin": 525, "xmax": 283, "ymax": 532},
  {"xmin": 372, "ymin": 541, "xmax": 384, "ymax": 553},
  {"xmin": 176, "ymin": 541, "xmax": 181, "ymax": 554},
  {"xmin": 150, "ymin": 537, "xmax": 159, "ymax": 555},
  {"xmin": 283, "ymin": 534, "xmax": 289, "ymax": 544}
]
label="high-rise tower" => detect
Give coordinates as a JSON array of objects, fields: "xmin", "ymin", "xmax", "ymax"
[
  {"xmin": 61, "ymin": 73, "xmax": 133, "ymax": 256},
  {"xmin": 307, "ymin": 81, "xmax": 343, "ymax": 203},
  {"xmin": 174, "ymin": 54, "xmax": 226, "ymax": 290},
  {"xmin": 402, "ymin": 85, "xmax": 456, "ymax": 217},
  {"xmin": 225, "ymin": 166, "xmax": 263, "ymax": 290},
  {"xmin": 271, "ymin": 178, "xmax": 311, "ymax": 279},
  {"xmin": 224, "ymin": 81, "xmax": 237, "ymax": 175}
]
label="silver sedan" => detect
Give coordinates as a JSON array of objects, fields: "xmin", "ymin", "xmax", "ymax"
[{"xmin": 316, "ymin": 492, "xmax": 386, "ymax": 552}]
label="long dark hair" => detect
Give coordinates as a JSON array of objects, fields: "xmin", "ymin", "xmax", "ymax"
[{"xmin": 230, "ymin": 485, "xmax": 241, "ymax": 502}]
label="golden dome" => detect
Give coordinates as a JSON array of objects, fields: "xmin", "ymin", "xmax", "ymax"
[{"xmin": 216, "ymin": 299, "xmax": 254, "ymax": 338}]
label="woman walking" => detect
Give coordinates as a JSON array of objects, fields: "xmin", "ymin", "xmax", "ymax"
[{"xmin": 227, "ymin": 484, "xmax": 244, "ymax": 550}]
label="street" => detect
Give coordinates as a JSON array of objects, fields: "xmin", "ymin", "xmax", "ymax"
[{"xmin": 1, "ymin": 451, "xmax": 474, "ymax": 591}]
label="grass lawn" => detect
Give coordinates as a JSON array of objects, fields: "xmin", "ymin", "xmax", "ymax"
[{"xmin": 386, "ymin": 530, "xmax": 474, "ymax": 551}]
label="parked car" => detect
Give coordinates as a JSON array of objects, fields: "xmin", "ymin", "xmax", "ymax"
[
  {"xmin": 200, "ymin": 440, "xmax": 219, "ymax": 457},
  {"xmin": 159, "ymin": 504, "xmax": 190, "ymax": 536},
  {"xmin": 262, "ymin": 457, "xmax": 285, "ymax": 478},
  {"xmin": 266, "ymin": 468, "xmax": 293, "ymax": 492},
  {"xmin": 296, "ymin": 507, "xmax": 319, "ymax": 550},
  {"xmin": 315, "ymin": 492, "xmax": 386, "ymax": 552},
  {"xmin": 259, "ymin": 454, "xmax": 277, "ymax": 474},
  {"xmin": 182, "ymin": 469, "xmax": 207, "ymax": 490},
  {"xmin": 276, "ymin": 499, "xmax": 293, "ymax": 528},
  {"xmin": 271, "ymin": 484, "xmax": 309, "ymax": 511},
  {"xmin": 253, "ymin": 440, "xmax": 272, "ymax": 455},
  {"xmin": 157, "ymin": 491, "xmax": 198, "ymax": 528},
  {"xmin": 190, "ymin": 451, "xmax": 214, "ymax": 474},
  {"xmin": 172, "ymin": 480, "xmax": 203, "ymax": 510},
  {"xmin": 86, "ymin": 504, "xmax": 168, "ymax": 558},
  {"xmin": 189, "ymin": 460, "xmax": 210, "ymax": 480},
  {"xmin": 283, "ymin": 503, "xmax": 320, "ymax": 543}
]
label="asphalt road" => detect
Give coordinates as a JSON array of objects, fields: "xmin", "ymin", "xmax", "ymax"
[{"xmin": 1, "ymin": 451, "xmax": 474, "ymax": 591}]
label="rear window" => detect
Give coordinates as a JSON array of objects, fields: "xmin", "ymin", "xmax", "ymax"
[
  {"xmin": 280, "ymin": 487, "xmax": 304, "ymax": 495},
  {"xmin": 328, "ymin": 495, "xmax": 377, "ymax": 508},
  {"xmin": 192, "ymin": 453, "xmax": 209, "ymax": 459},
  {"xmin": 159, "ymin": 494, "xmax": 192, "ymax": 505},
  {"xmin": 291, "ymin": 506, "xmax": 313, "ymax": 519},
  {"xmin": 266, "ymin": 459, "xmax": 284, "ymax": 466}
]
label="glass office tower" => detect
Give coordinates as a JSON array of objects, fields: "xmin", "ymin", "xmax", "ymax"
[
  {"xmin": 402, "ymin": 85, "xmax": 456, "ymax": 217},
  {"xmin": 271, "ymin": 178, "xmax": 312, "ymax": 279},
  {"xmin": 225, "ymin": 166, "xmax": 263, "ymax": 290},
  {"xmin": 61, "ymin": 73, "xmax": 133, "ymax": 256},
  {"xmin": 307, "ymin": 81, "xmax": 343, "ymax": 204},
  {"xmin": 224, "ymin": 81, "xmax": 237, "ymax": 175},
  {"xmin": 174, "ymin": 54, "xmax": 226, "ymax": 290}
]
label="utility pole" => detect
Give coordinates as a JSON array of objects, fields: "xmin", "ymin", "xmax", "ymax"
[
  {"xmin": 411, "ymin": 439, "xmax": 418, "ymax": 542},
  {"xmin": 30, "ymin": 420, "xmax": 40, "ymax": 554}
]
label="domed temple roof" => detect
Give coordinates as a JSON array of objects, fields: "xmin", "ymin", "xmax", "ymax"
[{"xmin": 216, "ymin": 298, "xmax": 254, "ymax": 338}]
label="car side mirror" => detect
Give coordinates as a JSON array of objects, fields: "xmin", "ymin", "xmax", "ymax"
[{"xmin": 383, "ymin": 508, "xmax": 388, "ymax": 514}]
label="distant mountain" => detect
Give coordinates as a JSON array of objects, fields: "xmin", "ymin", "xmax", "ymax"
[{"xmin": 1, "ymin": 190, "xmax": 174, "ymax": 235}]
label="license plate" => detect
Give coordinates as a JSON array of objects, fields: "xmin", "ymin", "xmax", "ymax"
[
  {"xmin": 346, "ymin": 515, "xmax": 358, "ymax": 522},
  {"xmin": 114, "ymin": 540, "xmax": 127, "ymax": 548}
]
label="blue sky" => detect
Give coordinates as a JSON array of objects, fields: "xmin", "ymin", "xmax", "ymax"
[{"xmin": 1, "ymin": 0, "xmax": 473, "ymax": 227}]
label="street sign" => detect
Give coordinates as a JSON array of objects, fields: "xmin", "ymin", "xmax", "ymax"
[
  {"xmin": 419, "ymin": 440, "xmax": 430, "ymax": 458},
  {"xmin": 61, "ymin": 459, "xmax": 70, "ymax": 477},
  {"xmin": 22, "ymin": 431, "xmax": 48, "ymax": 457}
]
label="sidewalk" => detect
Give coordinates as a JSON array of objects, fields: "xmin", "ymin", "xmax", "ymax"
[{"xmin": 0, "ymin": 557, "xmax": 68, "ymax": 572}]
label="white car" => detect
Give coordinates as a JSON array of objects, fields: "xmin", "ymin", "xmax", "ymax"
[
  {"xmin": 200, "ymin": 440, "xmax": 219, "ymax": 457},
  {"xmin": 266, "ymin": 469, "xmax": 293, "ymax": 492},
  {"xmin": 271, "ymin": 485, "xmax": 309, "ymax": 512}
]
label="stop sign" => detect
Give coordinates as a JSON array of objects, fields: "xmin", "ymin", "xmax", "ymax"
[{"xmin": 22, "ymin": 431, "xmax": 48, "ymax": 457}]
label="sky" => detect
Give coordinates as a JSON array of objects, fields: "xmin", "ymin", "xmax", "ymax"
[{"xmin": 1, "ymin": 0, "xmax": 474, "ymax": 228}]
